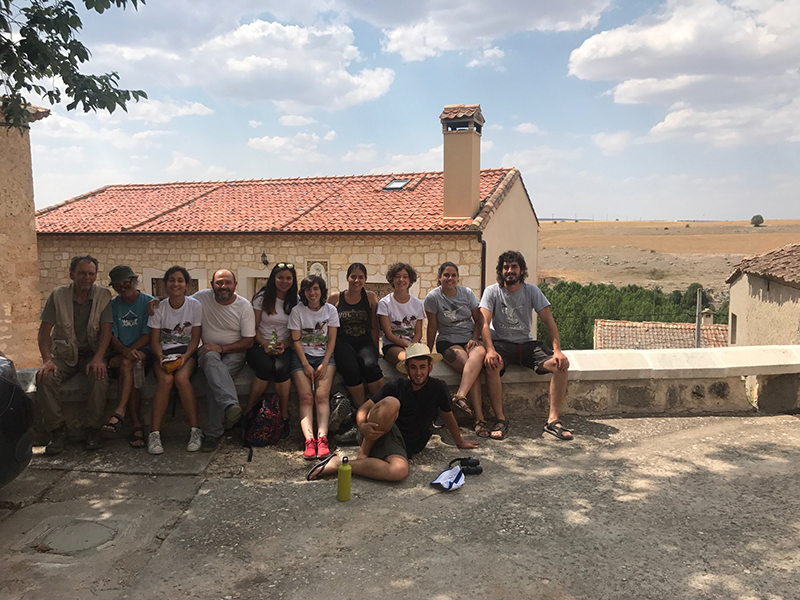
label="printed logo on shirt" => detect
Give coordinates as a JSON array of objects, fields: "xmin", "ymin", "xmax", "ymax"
[
  {"xmin": 391, "ymin": 315, "xmax": 417, "ymax": 342},
  {"xmin": 301, "ymin": 320, "xmax": 329, "ymax": 351},
  {"xmin": 120, "ymin": 309, "xmax": 141, "ymax": 329},
  {"xmin": 161, "ymin": 321, "xmax": 192, "ymax": 346}
]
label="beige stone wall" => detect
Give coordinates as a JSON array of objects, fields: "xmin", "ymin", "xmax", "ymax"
[
  {"xmin": 0, "ymin": 126, "xmax": 42, "ymax": 368},
  {"xmin": 37, "ymin": 232, "xmax": 484, "ymax": 308},
  {"xmin": 729, "ymin": 273, "xmax": 800, "ymax": 346}
]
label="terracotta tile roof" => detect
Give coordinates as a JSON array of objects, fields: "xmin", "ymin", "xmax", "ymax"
[
  {"xmin": 439, "ymin": 104, "xmax": 485, "ymax": 125},
  {"xmin": 726, "ymin": 243, "xmax": 800, "ymax": 288},
  {"xmin": 593, "ymin": 319, "xmax": 729, "ymax": 350},
  {"xmin": 36, "ymin": 169, "xmax": 518, "ymax": 234}
]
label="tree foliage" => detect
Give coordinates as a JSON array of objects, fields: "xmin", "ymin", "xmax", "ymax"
[
  {"xmin": 1, "ymin": 0, "xmax": 147, "ymax": 130},
  {"xmin": 536, "ymin": 281, "xmax": 727, "ymax": 350},
  {"xmin": 750, "ymin": 214, "xmax": 764, "ymax": 227}
]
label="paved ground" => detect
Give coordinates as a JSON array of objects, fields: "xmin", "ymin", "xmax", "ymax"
[{"xmin": 2, "ymin": 413, "xmax": 799, "ymax": 600}]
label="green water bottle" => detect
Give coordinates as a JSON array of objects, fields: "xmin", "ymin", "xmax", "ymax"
[{"xmin": 337, "ymin": 457, "xmax": 351, "ymax": 502}]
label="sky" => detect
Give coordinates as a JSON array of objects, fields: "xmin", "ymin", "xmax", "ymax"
[{"xmin": 26, "ymin": 0, "xmax": 800, "ymax": 221}]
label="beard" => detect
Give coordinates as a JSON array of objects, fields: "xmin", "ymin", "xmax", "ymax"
[
  {"xmin": 214, "ymin": 288, "xmax": 233, "ymax": 302},
  {"xmin": 503, "ymin": 273, "xmax": 520, "ymax": 286}
]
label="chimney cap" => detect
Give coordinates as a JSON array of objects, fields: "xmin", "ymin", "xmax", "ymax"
[{"xmin": 439, "ymin": 104, "xmax": 484, "ymax": 125}]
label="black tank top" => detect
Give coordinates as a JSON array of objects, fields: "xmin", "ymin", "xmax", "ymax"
[{"xmin": 337, "ymin": 288, "xmax": 371, "ymax": 341}]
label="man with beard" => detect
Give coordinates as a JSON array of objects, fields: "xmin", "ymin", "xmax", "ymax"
[
  {"xmin": 479, "ymin": 250, "xmax": 572, "ymax": 441},
  {"xmin": 306, "ymin": 343, "xmax": 478, "ymax": 482},
  {"xmin": 194, "ymin": 269, "xmax": 256, "ymax": 451}
]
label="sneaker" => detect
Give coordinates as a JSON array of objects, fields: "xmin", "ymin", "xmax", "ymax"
[
  {"xmin": 147, "ymin": 431, "xmax": 164, "ymax": 455},
  {"xmin": 280, "ymin": 417, "xmax": 291, "ymax": 440},
  {"xmin": 316, "ymin": 436, "xmax": 330, "ymax": 459},
  {"xmin": 187, "ymin": 427, "xmax": 203, "ymax": 452},
  {"xmin": 432, "ymin": 412, "xmax": 445, "ymax": 429},
  {"xmin": 303, "ymin": 438, "xmax": 317, "ymax": 460},
  {"xmin": 334, "ymin": 426, "xmax": 359, "ymax": 446},
  {"xmin": 84, "ymin": 427, "xmax": 103, "ymax": 451},
  {"xmin": 201, "ymin": 435, "xmax": 221, "ymax": 452},
  {"xmin": 224, "ymin": 403, "xmax": 243, "ymax": 428},
  {"xmin": 45, "ymin": 423, "xmax": 69, "ymax": 456},
  {"xmin": 328, "ymin": 392, "xmax": 352, "ymax": 432}
]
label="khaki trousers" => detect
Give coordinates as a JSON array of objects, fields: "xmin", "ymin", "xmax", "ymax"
[{"xmin": 37, "ymin": 355, "xmax": 108, "ymax": 432}]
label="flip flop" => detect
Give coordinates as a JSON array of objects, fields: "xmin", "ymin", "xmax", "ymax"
[
  {"xmin": 306, "ymin": 454, "xmax": 336, "ymax": 481},
  {"xmin": 451, "ymin": 395, "xmax": 474, "ymax": 417},
  {"xmin": 102, "ymin": 413, "xmax": 125, "ymax": 435},
  {"xmin": 129, "ymin": 427, "xmax": 146, "ymax": 448},
  {"xmin": 490, "ymin": 419, "xmax": 509, "ymax": 440},
  {"xmin": 544, "ymin": 420, "xmax": 573, "ymax": 441},
  {"xmin": 474, "ymin": 420, "xmax": 491, "ymax": 438}
]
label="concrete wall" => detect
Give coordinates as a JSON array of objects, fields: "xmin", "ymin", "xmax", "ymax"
[
  {"xmin": 729, "ymin": 273, "xmax": 800, "ymax": 346},
  {"xmin": 0, "ymin": 126, "xmax": 42, "ymax": 368}
]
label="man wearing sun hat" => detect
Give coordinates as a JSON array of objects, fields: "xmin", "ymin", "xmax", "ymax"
[{"xmin": 306, "ymin": 343, "xmax": 478, "ymax": 482}]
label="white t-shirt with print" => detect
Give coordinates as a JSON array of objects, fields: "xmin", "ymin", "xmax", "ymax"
[
  {"xmin": 288, "ymin": 303, "xmax": 340, "ymax": 357},
  {"xmin": 148, "ymin": 295, "xmax": 203, "ymax": 352},
  {"xmin": 253, "ymin": 295, "xmax": 292, "ymax": 343},
  {"xmin": 377, "ymin": 294, "xmax": 425, "ymax": 346}
]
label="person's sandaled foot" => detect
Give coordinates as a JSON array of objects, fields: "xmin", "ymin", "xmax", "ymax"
[
  {"xmin": 451, "ymin": 395, "xmax": 473, "ymax": 417},
  {"xmin": 544, "ymin": 419, "xmax": 573, "ymax": 441},
  {"xmin": 490, "ymin": 419, "xmax": 509, "ymax": 440},
  {"xmin": 474, "ymin": 420, "xmax": 491, "ymax": 438},
  {"xmin": 129, "ymin": 427, "xmax": 146, "ymax": 448},
  {"xmin": 102, "ymin": 413, "xmax": 125, "ymax": 435},
  {"xmin": 306, "ymin": 454, "xmax": 340, "ymax": 481}
]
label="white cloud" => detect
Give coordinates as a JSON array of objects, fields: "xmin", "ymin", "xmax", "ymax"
[
  {"xmin": 342, "ymin": 143, "xmax": 377, "ymax": 163},
  {"xmin": 501, "ymin": 146, "xmax": 583, "ymax": 175},
  {"xmin": 122, "ymin": 99, "xmax": 213, "ymax": 123},
  {"xmin": 371, "ymin": 145, "xmax": 443, "ymax": 173},
  {"xmin": 569, "ymin": 0, "xmax": 800, "ymax": 145},
  {"xmin": 31, "ymin": 144, "xmax": 86, "ymax": 163},
  {"xmin": 166, "ymin": 151, "xmax": 235, "ymax": 179},
  {"xmin": 467, "ymin": 46, "xmax": 506, "ymax": 70},
  {"xmin": 34, "ymin": 113, "xmax": 166, "ymax": 149},
  {"xmin": 482, "ymin": 140, "xmax": 495, "ymax": 151},
  {"xmin": 280, "ymin": 115, "xmax": 317, "ymax": 126},
  {"xmin": 592, "ymin": 131, "xmax": 633, "ymax": 154},
  {"xmin": 249, "ymin": 120, "xmax": 263, "ymax": 128},
  {"xmin": 515, "ymin": 122, "xmax": 540, "ymax": 134},
  {"xmin": 323, "ymin": 130, "xmax": 337, "ymax": 141},
  {"xmin": 248, "ymin": 131, "xmax": 333, "ymax": 162}
]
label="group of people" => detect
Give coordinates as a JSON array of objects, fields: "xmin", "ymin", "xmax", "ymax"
[{"xmin": 36, "ymin": 250, "xmax": 572, "ymax": 482}]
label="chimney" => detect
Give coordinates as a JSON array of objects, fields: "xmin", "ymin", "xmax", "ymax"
[
  {"xmin": 440, "ymin": 104, "xmax": 485, "ymax": 219},
  {"xmin": 701, "ymin": 308, "xmax": 714, "ymax": 326}
]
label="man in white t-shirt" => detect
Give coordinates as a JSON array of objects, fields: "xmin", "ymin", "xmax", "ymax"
[
  {"xmin": 196, "ymin": 269, "xmax": 256, "ymax": 450},
  {"xmin": 479, "ymin": 250, "xmax": 572, "ymax": 441}
]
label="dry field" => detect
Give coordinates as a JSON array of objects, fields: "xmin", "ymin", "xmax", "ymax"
[{"xmin": 537, "ymin": 219, "xmax": 800, "ymax": 299}]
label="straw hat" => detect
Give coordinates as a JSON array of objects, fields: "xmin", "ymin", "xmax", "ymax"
[{"xmin": 396, "ymin": 343, "xmax": 443, "ymax": 373}]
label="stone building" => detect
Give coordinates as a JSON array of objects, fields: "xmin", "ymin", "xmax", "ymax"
[
  {"xmin": 1, "ymin": 106, "xmax": 49, "ymax": 368},
  {"xmin": 36, "ymin": 105, "xmax": 540, "ymax": 308},
  {"xmin": 727, "ymin": 243, "xmax": 800, "ymax": 346}
]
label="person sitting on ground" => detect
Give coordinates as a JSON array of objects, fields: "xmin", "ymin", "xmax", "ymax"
[
  {"xmin": 37, "ymin": 255, "xmax": 112, "ymax": 455},
  {"xmin": 102, "ymin": 266, "xmax": 154, "ymax": 448},
  {"xmin": 147, "ymin": 266, "xmax": 203, "ymax": 455},
  {"xmin": 306, "ymin": 343, "xmax": 479, "ymax": 482},
  {"xmin": 244, "ymin": 262, "xmax": 298, "ymax": 440},
  {"xmin": 480, "ymin": 250, "xmax": 571, "ymax": 441},
  {"xmin": 289, "ymin": 275, "xmax": 339, "ymax": 461},
  {"xmin": 377, "ymin": 262, "xmax": 425, "ymax": 367},
  {"xmin": 424, "ymin": 262, "xmax": 488, "ymax": 436},
  {"xmin": 328, "ymin": 262, "xmax": 386, "ymax": 409}
]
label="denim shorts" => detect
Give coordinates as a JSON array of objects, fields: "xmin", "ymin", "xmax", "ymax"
[{"xmin": 290, "ymin": 352, "xmax": 336, "ymax": 374}]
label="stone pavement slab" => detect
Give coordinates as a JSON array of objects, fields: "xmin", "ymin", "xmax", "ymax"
[{"xmin": 0, "ymin": 469, "xmax": 64, "ymax": 508}]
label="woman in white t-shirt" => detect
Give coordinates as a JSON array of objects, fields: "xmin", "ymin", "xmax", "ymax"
[
  {"xmin": 147, "ymin": 266, "xmax": 203, "ymax": 456},
  {"xmin": 377, "ymin": 262, "xmax": 425, "ymax": 366},
  {"xmin": 245, "ymin": 263, "xmax": 298, "ymax": 439},
  {"xmin": 288, "ymin": 275, "xmax": 339, "ymax": 461}
]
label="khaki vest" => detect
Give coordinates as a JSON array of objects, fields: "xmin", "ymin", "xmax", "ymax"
[{"xmin": 50, "ymin": 283, "xmax": 112, "ymax": 367}]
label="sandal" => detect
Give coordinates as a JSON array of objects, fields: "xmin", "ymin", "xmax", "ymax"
[
  {"xmin": 129, "ymin": 427, "xmax": 146, "ymax": 448},
  {"xmin": 490, "ymin": 419, "xmax": 509, "ymax": 440},
  {"xmin": 102, "ymin": 413, "xmax": 125, "ymax": 435},
  {"xmin": 544, "ymin": 420, "xmax": 573, "ymax": 441},
  {"xmin": 474, "ymin": 420, "xmax": 491, "ymax": 438},
  {"xmin": 451, "ymin": 395, "xmax": 473, "ymax": 417}
]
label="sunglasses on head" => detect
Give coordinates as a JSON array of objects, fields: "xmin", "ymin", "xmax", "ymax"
[{"xmin": 276, "ymin": 263, "xmax": 294, "ymax": 269}]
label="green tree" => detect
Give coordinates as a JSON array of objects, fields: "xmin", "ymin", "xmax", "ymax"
[
  {"xmin": 1, "ymin": 0, "xmax": 147, "ymax": 130},
  {"xmin": 750, "ymin": 214, "xmax": 764, "ymax": 227}
]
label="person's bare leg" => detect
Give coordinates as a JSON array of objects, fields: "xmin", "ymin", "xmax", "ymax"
[
  {"xmin": 383, "ymin": 346, "xmax": 405, "ymax": 366},
  {"xmin": 246, "ymin": 376, "xmax": 268, "ymax": 412},
  {"xmin": 128, "ymin": 388, "xmax": 143, "ymax": 429},
  {"xmin": 346, "ymin": 384, "xmax": 365, "ymax": 407},
  {"xmin": 356, "ymin": 396, "xmax": 400, "ymax": 459},
  {"xmin": 104, "ymin": 355, "xmax": 130, "ymax": 431},
  {"xmin": 173, "ymin": 358, "xmax": 199, "ymax": 428},
  {"xmin": 314, "ymin": 367, "xmax": 336, "ymax": 439},
  {"xmin": 275, "ymin": 380, "xmax": 291, "ymax": 420},
  {"xmin": 485, "ymin": 362, "xmax": 505, "ymax": 423},
  {"xmin": 292, "ymin": 371, "xmax": 315, "ymax": 441},
  {"xmin": 542, "ymin": 358, "xmax": 571, "ymax": 438},
  {"xmin": 151, "ymin": 364, "xmax": 173, "ymax": 433},
  {"xmin": 310, "ymin": 453, "xmax": 408, "ymax": 481},
  {"xmin": 443, "ymin": 345, "xmax": 486, "ymax": 422},
  {"xmin": 366, "ymin": 378, "xmax": 385, "ymax": 397}
]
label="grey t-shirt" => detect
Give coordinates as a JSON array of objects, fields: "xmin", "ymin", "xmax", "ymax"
[
  {"xmin": 424, "ymin": 286, "xmax": 479, "ymax": 344},
  {"xmin": 479, "ymin": 283, "xmax": 550, "ymax": 343}
]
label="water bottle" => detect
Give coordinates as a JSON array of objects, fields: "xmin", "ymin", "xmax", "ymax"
[
  {"xmin": 337, "ymin": 456, "xmax": 351, "ymax": 502},
  {"xmin": 133, "ymin": 360, "xmax": 145, "ymax": 389}
]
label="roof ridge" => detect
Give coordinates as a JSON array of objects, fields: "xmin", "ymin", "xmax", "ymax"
[{"xmin": 123, "ymin": 182, "xmax": 228, "ymax": 232}]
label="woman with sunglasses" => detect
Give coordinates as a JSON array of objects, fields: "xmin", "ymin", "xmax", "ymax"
[
  {"xmin": 377, "ymin": 262, "xmax": 425, "ymax": 366},
  {"xmin": 424, "ymin": 262, "xmax": 488, "ymax": 436},
  {"xmin": 328, "ymin": 263, "xmax": 385, "ymax": 408},
  {"xmin": 289, "ymin": 274, "xmax": 339, "ymax": 460},
  {"xmin": 245, "ymin": 262, "xmax": 298, "ymax": 439}
]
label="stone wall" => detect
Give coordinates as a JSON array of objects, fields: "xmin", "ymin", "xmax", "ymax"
[
  {"xmin": 729, "ymin": 273, "xmax": 800, "ymax": 346},
  {"xmin": 0, "ymin": 126, "xmax": 42, "ymax": 368}
]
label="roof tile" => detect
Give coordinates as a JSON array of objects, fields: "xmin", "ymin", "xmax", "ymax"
[
  {"xmin": 726, "ymin": 243, "xmax": 800, "ymax": 287},
  {"xmin": 594, "ymin": 319, "xmax": 728, "ymax": 350}
]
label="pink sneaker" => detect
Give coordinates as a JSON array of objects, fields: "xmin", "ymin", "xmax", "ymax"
[
  {"xmin": 316, "ymin": 436, "xmax": 330, "ymax": 459},
  {"xmin": 303, "ymin": 438, "xmax": 317, "ymax": 460}
]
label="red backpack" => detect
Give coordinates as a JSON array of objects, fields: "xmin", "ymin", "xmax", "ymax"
[{"xmin": 242, "ymin": 393, "xmax": 282, "ymax": 457}]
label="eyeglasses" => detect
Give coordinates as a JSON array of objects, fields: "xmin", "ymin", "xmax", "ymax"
[
  {"xmin": 110, "ymin": 277, "xmax": 136, "ymax": 289},
  {"xmin": 276, "ymin": 263, "xmax": 294, "ymax": 269}
]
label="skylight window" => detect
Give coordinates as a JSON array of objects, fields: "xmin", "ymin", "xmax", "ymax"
[{"xmin": 383, "ymin": 179, "xmax": 410, "ymax": 191}]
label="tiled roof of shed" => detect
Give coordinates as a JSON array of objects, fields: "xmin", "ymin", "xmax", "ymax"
[
  {"xmin": 593, "ymin": 319, "xmax": 729, "ymax": 350},
  {"xmin": 726, "ymin": 243, "xmax": 800, "ymax": 288},
  {"xmin": 439, "ymin": 104, "xmax": 485, "ymax": 124},
  {"xmin": 36, "ymin": 168, "xmax": 523, "ymax": 234}
]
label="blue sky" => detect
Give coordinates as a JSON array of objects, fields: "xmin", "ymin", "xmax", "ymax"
[{"xmin": 28, "ymin": 0, "xmax": 800, "ymax": 221}]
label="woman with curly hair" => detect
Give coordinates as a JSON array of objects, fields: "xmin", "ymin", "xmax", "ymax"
[{"xmin": 377, "ymin": 262, "xmax": 425, "ymax": 367}]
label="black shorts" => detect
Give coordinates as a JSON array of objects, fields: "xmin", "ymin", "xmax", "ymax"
[
  {"xmin": 108, "ymin": 346, "xmax": 154, "ymax": 378},
  {"xmin": 435, "ymin": 339, "xmax": 468, "ymax": 356},
  {"xmin": 494, "ymin": 340, "xmax": 553, "ymax": 375},
  {"xmin": 358, "ymin": 423, "xmax": 408, "ymax": 460}
]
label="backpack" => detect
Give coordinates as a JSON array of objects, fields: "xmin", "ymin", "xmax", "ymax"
[{"xmin": 242, "ymin": 393, "xmax": 282, "ymax": 459}]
